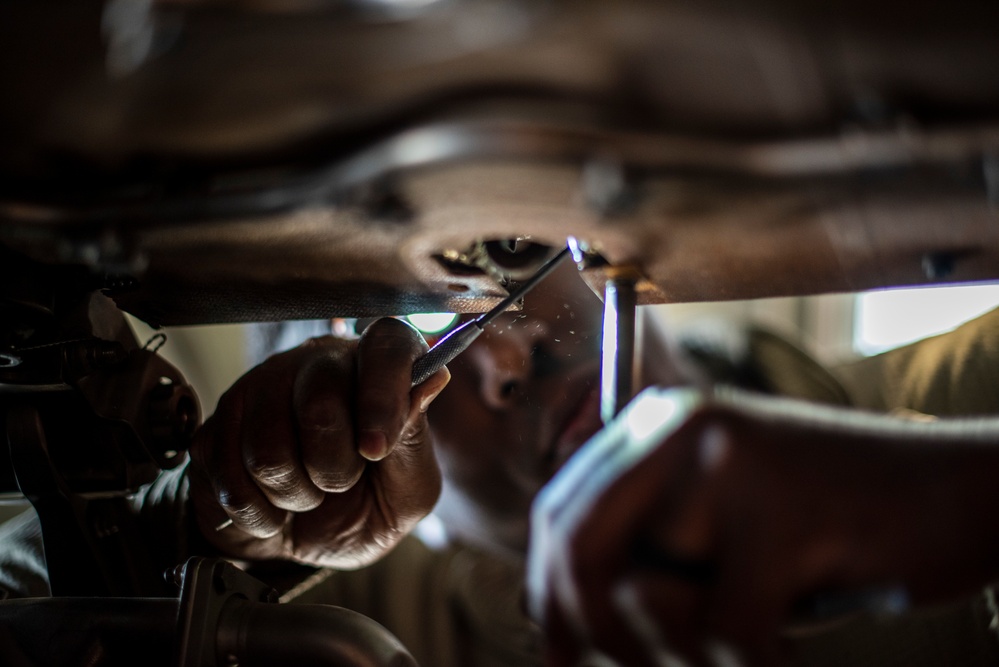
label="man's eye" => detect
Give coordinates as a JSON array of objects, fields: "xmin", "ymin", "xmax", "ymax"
[{"xmin": 404, "ymin": 313, "xmax": 459, "ymax": 336}]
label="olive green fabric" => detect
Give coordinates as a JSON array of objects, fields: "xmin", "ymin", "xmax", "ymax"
[
  {"xmin": 748, "ymin": 328, "xmax": 853, "ymax": 407},
  {"xmin": 835, "ymin": 306, "xmax": 999, "ymax": 417}
]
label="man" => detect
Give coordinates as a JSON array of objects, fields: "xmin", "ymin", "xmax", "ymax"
[
  {"xmin": 4, "ymin": 261, "xmax": 999, "ymax": 666},
  {"xmin": 187, "ymin": 257, "xmax": 999, "ymax": 667}
]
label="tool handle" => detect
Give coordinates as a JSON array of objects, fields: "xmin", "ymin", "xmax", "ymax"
[{"xmin": 411, "ymin": 322, "xmax": 483, "ymax": 386}]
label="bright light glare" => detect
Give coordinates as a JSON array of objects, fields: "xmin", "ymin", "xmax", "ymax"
[
  {"xmin": 855, "ymin": 284, "xmax": 999, "ymax": 355},
  {"xmin": 405, "ymin": 312, "xmax": 458, "ymax": 334},
  {"xmin": 625, "ymin": 392, "xmax": 682, "ymax": 441}
]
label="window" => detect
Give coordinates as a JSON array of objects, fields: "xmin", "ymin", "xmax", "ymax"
[{"xmin": 854, "ymin": 283, "xmax": 999, "ymax": 355}]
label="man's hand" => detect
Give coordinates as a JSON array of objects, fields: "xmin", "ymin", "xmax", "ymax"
[
  {"xmin": 188, "ymin": 318, "xmax": 449, "ymax": 569},
  {"xmin": 528, "ymin": 387, "xmax": 999, "ymax": 667}
]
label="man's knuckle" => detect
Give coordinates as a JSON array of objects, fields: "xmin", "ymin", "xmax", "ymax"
[
  {"xmin": 245, "ymin": 458, "xmax": 299, "ymax": 487},
  {"xmin": 217, "ymin": 490, "xmax": 276, "ymax": 529}
]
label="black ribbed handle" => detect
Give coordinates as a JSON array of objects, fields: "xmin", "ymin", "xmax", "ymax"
[{"xmin": 411, "ymin": 322, "xmax": 483, "ymax": 386}]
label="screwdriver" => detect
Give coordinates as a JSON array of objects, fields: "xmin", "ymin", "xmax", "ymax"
[{"xmin": 411, "ymin": 246, "xmax": 571, "ymax": 386}]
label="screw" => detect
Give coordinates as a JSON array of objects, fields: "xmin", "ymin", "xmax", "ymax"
[
  {"xmin": 63, "ymin": 340, "xmax": 127, "ymax": 379},
  {"xmin": 922, "ymin": 252, "xmax": 956, "ymax": 281},
  {"xmin": 163, "ymin": 564, "xmax": 185, "ymax": 588},
  {"xmin": 581, "ymin": 157, "xmax": 636, "ymax": 216},
  {"xmin": 566, "ymin": 236, "xmax": 608, "ymax": 271}
]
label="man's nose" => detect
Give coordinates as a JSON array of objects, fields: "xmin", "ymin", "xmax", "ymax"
[{"xmin": 468, "ymin": 319, "xmax": 551, "ymax": 410}]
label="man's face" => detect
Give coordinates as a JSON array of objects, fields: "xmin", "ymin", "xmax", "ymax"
[{"xmin": 426, "ymin": 262, "xmax": 605, "ymax": 557}]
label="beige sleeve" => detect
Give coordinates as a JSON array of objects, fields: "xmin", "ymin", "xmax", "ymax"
[{"xmin": 835, "ymin": 307, "xmax": 999, "ymax": 416}]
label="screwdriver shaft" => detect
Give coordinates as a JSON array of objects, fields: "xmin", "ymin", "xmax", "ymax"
[{"xmin": 411, "ymin": 247, "xmax": 570, "ymax": 386}]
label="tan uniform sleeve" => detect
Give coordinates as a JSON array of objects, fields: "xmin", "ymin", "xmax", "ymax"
[{"xmin": 835, "ymin": 307, "xmax": 999, "ymax": 416}]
